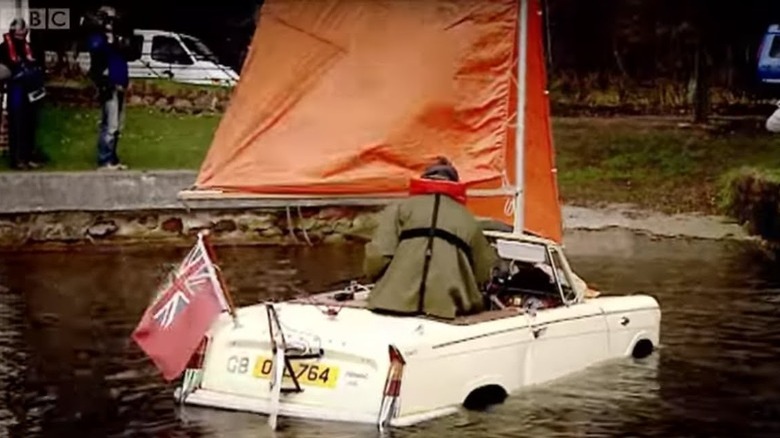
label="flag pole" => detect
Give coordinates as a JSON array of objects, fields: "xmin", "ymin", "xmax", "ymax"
[{"xmin": 199, "ymin": 230, "xmax": 239, "ymax": 325}]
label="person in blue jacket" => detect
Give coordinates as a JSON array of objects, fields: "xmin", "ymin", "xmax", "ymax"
[
  {"xmin": 87, "ymin": 6, "xmax": 130, "ymax": 170},
  {"xmin": 0, "ymin": 18, "xmax": 46, "ymax": 170}
]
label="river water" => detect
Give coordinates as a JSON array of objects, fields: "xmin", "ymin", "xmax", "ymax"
[{"xmin": 0, "ymin": 229, "xmax": 778, "ymax": 437}]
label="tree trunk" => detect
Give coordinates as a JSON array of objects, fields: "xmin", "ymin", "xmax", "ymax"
[
  {"xmin": 692, "ymin": 40, "xmax": 710, "ymax": 124},
  {"xmin": 726, "ymin": 44, "xmax": 734, "ymax": 89}
]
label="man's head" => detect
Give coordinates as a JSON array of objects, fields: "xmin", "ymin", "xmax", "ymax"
[
  {"xmin": 97, "ymin": 6, "xmax": 117, "ymax": 31},
  {"xmin": 421, "ymin": 156, "xmax": 459, "ymax": 182},
  {"xmin": 9, "ymin": 18, "xmax": 27, "ymax": 40}
]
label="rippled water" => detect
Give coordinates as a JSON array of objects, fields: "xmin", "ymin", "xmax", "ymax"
[{"xmin": 1, "ymin": 230, "xmax": 779, "ymax": 437}]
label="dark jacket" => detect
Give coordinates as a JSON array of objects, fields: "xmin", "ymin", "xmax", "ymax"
[
  {"xmin": 87, "ymin": 32, "xmax": 129, "ymax": 90},
  {"xmin": 364, "ymin": 192, "xmax": 498, "ymax": 320},
  {"xmin": 0, "ymin": 34, "xmax": 44, "ymax": 107}
]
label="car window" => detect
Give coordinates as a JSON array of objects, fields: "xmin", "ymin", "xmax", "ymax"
[
  {"xmin": 151, "ymin": 36, "xmax": 193, "ymax": 65},
  {"xmin": 770, "ymin": 35, "xmax": 780, "ymax": 59}
]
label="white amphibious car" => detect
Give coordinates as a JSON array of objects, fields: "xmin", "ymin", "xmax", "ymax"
[{"xmin": 176, "ymin": 230, "xmax": 661, "ymax": 430}]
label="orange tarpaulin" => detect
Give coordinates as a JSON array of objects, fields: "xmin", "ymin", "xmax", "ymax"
[{"xmin": 194, "ymin": 0, "xmax": 561, "ymax": 242}]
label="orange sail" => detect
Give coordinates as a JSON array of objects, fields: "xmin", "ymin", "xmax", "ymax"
[{"xmin": 193, "ymin": 0, "xmax": 561, "ymax": 243}]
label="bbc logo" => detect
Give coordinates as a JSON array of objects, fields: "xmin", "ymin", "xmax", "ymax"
[{"xmin": 29, "ymin": 8, "xmax": 71, "ymax": 30}]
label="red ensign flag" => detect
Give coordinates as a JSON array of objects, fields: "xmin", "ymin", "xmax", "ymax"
[{"xmin": 132, "ymin": 234, "xmax": 228, "ymax": 381}]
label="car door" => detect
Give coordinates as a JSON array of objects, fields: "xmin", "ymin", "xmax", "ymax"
[
  {"xmin": 524, "ymin": 302, "xmax": 610, "ymax": 385},
  {"xmin": 523, "ymin": 247, "xmax": 610, "ymax": 386}
]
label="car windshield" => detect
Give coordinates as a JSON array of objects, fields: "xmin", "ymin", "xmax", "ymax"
[{"xmin": 181, "ymin": 36, "xmax": 218, "ymax": 62}]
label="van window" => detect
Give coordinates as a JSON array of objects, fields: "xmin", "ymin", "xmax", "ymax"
[{"xmin": 151, "ymin": 36, "xmax": 193, "ymax": 65}]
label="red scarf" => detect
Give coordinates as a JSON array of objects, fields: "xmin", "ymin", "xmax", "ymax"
[
  {"xmin": 408, "ymin": 178, "xmax": 467, "ymax": 205},
  {"xmin": 4, "ymin": 33, "xmax": 33, "ymax": 64}
]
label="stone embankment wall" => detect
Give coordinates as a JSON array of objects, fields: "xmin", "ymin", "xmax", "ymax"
[
  {"xmin": 0, "ymin": 207, "xmax": 380, "ymax": 248},
  {"xmin": 0, "ymin": 171, "xmax": 382, "ymax": 248}
]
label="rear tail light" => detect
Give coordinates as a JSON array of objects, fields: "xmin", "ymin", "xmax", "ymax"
[
  {"xmin": 384, "ymin": 345, "xmax": 406, "ymax": 397},
  {"xmin": 378, "ymin": 345, "xmax": 405, "ymax": 430}
]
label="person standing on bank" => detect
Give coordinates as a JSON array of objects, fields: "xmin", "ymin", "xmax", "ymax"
[
  {"xmin": 0, "ymin": 18, "xmax": 47, "ymax": 170},
  {"xmin": 363, "ymin": 157, "xmax": 498, "ymax": 320},
  {"xmin": 87, "ymin": 6, "xmax": 130, "ymax": 170}
]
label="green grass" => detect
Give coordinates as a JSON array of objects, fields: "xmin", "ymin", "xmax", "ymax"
[
  {"xmin": 553, "ymin": 117, "xmax": 780, "ymax": 214},
  {"xmin": 1, "ymin": 104, "xmax": 221, "ymax": 171}
]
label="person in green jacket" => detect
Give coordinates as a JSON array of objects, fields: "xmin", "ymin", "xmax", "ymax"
[{"xmin": 364, "ymin": 157, "xmax": 498, "ymax": 320}]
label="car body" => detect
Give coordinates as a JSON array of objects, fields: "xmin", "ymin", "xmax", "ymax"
[{"xmin": 175, "ymin": 230, "xmax": 662, "ymax": 430}]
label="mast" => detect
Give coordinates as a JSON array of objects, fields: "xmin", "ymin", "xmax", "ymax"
[{"xmin": 513, "ymin": 0, "xmax": 529, "ymax": 234}]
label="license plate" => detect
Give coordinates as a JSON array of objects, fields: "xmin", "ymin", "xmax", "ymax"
[{"xmin": 252, "ymin": 356, "xmax": 339, "ymax": 389}]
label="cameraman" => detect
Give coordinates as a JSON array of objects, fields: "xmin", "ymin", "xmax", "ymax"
[
  {"xmin": 87, "ymin": 6, "xmax": 131, "ymax": 170},
  {"xmin": 0, "ymin": 18, "xmax": 46, "ymax": 170}
]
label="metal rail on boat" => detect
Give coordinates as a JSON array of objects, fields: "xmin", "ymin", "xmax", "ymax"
[{"xmin": 265, "ymin": 302, "xmax": 326, "ymax": 429}]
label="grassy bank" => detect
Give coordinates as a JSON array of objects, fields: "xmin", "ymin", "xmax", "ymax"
[
  {"xmin": 0, "ymin": 104, "xmax": 221, "ymax": 171},
  {"xmin": 3, "ymin": 105, "xmax": 780, "ymax": 220},
  {"xmin": 554, "ymin": 117, "xmax": 780, "ymax": 214},
  {"xmin": 719, "ymin": 168, "xmax": 780, "ymax": 241}
]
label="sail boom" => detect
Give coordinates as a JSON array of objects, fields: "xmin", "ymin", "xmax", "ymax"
[{"xmin": 178, "ymin": 188, "xmax": 514, "ymax": 204}]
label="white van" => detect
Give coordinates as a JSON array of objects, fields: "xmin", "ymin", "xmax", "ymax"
[{"xmin": 76, "ymin": 29, "xmax": 239, "ymax": 87}]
